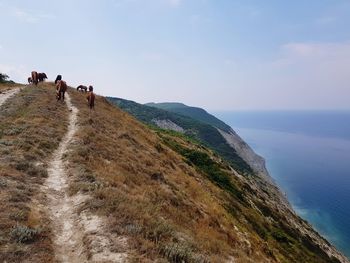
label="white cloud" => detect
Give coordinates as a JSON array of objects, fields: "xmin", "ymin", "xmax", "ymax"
[
  {"xmin": 14, "ymin": 9, "xmax": 38, "ymax": 23},
  {"xmin": 282, "ymin": 43, "xmax": 317, "ymax": 56},
  {"xmin": 215, "ymin": 41, "xmax": 350, "ymax": 110},
  {"xmin": 259, "ymin": 41, "xmax": 350, "ymax": 108},
  {"xmin": 278, "ymin": 42, "xmax": 350, "ymax": 63},
  {"xmin": 269, "ymin": 42, "xmax": 350, "ymax": 70},
  {"xmin": 112, "ymin": 0, "xmax": 183, "ymax": 8},
  {"xmin": 142, "ymin": 52, "xmax": 164, "ymax": 61},
  {"xmin": 168, "ymin": 0, "xmax": 182, "ymax": 7},
  {"xmin": 0, "ymin": 64, "xmax": 28, "ymax": 83},
  {"xmin": 315, "ymin": 16, "xmax": 337, "ymax": 25},
  {"xmin": 13, "ymin": 8, "xmax": 55, "ymax": 23}
]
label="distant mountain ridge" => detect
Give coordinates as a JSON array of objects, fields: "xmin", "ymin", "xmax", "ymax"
[
  {"xmin": 107, "ymin": 97, "xmax": 254, "ymax": 176},
  {"xmin": 144, "ymin": 101, "xmax": 272, "ymax": 182},
  {"xmin": 145, "ymin": 102, "xmax": 232, "ymax": 132}
]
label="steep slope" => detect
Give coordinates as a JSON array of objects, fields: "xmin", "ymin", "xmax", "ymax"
[
  {"xmin": 107, "ymin": 97, "xmax": 253, "ymax": 176},
  {"xmin": 145, "ymin": 102, "xmax": 231, "ymax": 132},
  {"xmin": 78, "ymin": 94, "xmax": 347, "ymax": 262},
  {"xmin": 145, "ymin": 102, "xmax": 271, "ymax": 182},
  {"xmin": 0, "ymin": 83, "xmax": 348, "ymax": 262}
]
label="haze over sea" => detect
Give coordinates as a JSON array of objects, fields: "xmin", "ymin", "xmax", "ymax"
[{"xmin": 215, "ymin": 111, "xmax": 350, "ymax": 258}]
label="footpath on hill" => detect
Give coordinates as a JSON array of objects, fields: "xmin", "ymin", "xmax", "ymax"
[
  {"xmin": 41, "ymin": 89, "xmax": 128, "ymax": 262},
  {"xmin": 0, "ymin": 85, "xmax": 68, "ymax": 262},
  {"xmin": 41, "ymin": 93, "xmax": 85, "ymax": 262},
  {"xmin": 0, "ymin": 84, "xmax": 128, "ymax": 263},
  {"xmin": 0, "ymin": 87, "xmax": 21, "ymax": 106}
]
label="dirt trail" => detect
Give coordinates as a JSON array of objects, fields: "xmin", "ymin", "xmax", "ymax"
[
  {"xmin": 43, "ymin": 93, "xmax": 86, "ymax": 262},
  {"xmin": 43, "ymin": 93, "xmax": 128, "ymax": 263},
  {"xmin": 0, "ymin": 87, "xmax": 21, "ymax": 107}
]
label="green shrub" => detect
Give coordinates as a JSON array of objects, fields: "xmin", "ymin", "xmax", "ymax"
[
  {"xmin": 160, "ymin": 242, "xmax": 193, "ymax": 263},
  {"xmin": 10, "ymin": 225, "xmax": 40, "ymax": 243},
  {"xmin": 146, "ymin": 220, "xmax": 175, "ymax": 244},
  {"xmin": 0, "ymin": 178, "xmax": 7, "ymax": 188},
  {"xmin": 271, "ymin": 229, "xmax": 291, "ymax": 244},
  {"xmin": 246, "ymin": 217, "xmax": 268, "ymax": 240},
  {"xmin": 0, "ymin": 73, "xmax": 9, "ymax": 83},
  {"xmin": 163, "ymin": 138, "xmax": 245, "ymax": 202}
]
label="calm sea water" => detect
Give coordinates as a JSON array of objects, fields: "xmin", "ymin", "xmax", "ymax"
[{"xmin": 215, "ymin": 111, "xmax": 350, "ymax": 258}]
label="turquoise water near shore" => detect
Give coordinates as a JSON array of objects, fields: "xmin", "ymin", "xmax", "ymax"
[{"xmin": 215, "ymin": 111, "xmax": 350, "ymax": 258}]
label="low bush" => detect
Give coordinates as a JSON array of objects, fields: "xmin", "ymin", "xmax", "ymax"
[
  {"xmin": 162, "ymin": 137, "xmax": 245, "ymax": 202},
  {"xmin": 159, "ymin": 242, "xmax": 193, "ymax": 263},
  {"xmin": 10, "ymin": 225, "xmax": 40, "ymax": 243},
  {"xmin": 271, "ymin": 229, "xmax": 291, "ymax": 244}
]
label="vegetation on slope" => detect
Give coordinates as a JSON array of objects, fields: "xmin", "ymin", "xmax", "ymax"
[
  {"xmin": 107, "ymin": 97, "xmax": 253, "ymax": 176},
  {"xmin": 67, "ymin": 91, "xmax": 342, "ymax": 262},
  {"xmin": 0, "ymin": 84, "xmax": 68, "ymax": 262},
  {"xmin": 146, "ymin": 102, "xmax": 231, "ymax": 132},
  {"xmin": 0, "ymin": 84, "xmax": 344, "ymax": 262},
  {"xmin": 159, "ymin": 133, "xmax": 342, "ymax": 263},
  {"xmin": 0, "ymin": 73, "xmax": 15, "ymax": 85}
]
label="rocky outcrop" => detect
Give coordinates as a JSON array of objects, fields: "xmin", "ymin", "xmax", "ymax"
[
  {"xmin": 152, "ymin": 119, "xmax": 185, "ymax": 133},
  {"xmin": 218, "ymin": 128, "xmax": 273, "ymax": 183}
]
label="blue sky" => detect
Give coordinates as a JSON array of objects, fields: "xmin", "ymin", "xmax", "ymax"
[{"xmin": 0, "ymin": 0, "xmax": 349, "ymax": 110}]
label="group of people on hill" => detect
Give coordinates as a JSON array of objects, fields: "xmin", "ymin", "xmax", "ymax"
[{"xmin": 29, "ymin": 71, "xmax": 95, "ymax": 110}]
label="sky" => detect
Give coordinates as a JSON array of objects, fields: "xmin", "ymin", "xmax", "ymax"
[{"xmin": 0, "ymin": 0, "xmax": 350, "ymax": 110}]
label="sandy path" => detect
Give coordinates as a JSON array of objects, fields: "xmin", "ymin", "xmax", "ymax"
[
  {"xmin": 43, "ymin": 93, "xmax": 87, "ymax": 262},
  {"xmin": 0, "ymin": 87, "xmax": 21, "ymax": 107},
  {"xmin": 43, "ymin": 93, "xmax": 128, "ymax": 263}
]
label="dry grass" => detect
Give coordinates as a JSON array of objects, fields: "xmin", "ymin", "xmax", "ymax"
[
  {"xmin": 0, "ymin": 83, "xmax": 68, "ymax": 262},
  {"xmin": 66, "ymin": 88, "xmax": 278, "ymax": 262},
  {"xmin": 65, "ymin": 86, "xmax": 342, "ymax": 263},
  {"xmin": 0, "ymin": 83, "xmax": 22, "ymax": 92},
  {"xmin": 0, "ymin": 82, "xmax": 341, "ymax": 262}
]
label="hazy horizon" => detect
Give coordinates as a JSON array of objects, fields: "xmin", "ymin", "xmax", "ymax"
[{"xmin": 1, "ymin": 0, "xmax": 350, "ymax": 111}]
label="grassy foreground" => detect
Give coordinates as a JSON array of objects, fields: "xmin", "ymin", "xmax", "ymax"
[{"xmin": 0, "ymin": 83, "xmax": 68, "ymax": 262}]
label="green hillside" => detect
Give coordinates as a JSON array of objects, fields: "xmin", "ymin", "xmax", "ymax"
[
  {"xmin": 107, "ymin": 97, "xmax": 253, "ymax": 175},
  {"xmin": 146, "ymin": 102, "xmax": 231, "ymax": 132}
]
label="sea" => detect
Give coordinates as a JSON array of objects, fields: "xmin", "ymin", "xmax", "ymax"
[{"xmin": 214, "ymin": 111, "xmax": 350, "ymax": 259}]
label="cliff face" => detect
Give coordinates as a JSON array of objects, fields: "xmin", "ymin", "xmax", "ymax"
[
  {"xmin": 152, "ymin": 119, "xmax": 185, "ymax": 133},
  {"xmin": 217, "ymin": 128, "xmax": 273, "ymax": 184}
]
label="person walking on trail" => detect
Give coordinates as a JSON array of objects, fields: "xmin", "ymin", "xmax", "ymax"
[{"xmin": 87, "ymin": 85, "xmax": 95, "ymax": 110}]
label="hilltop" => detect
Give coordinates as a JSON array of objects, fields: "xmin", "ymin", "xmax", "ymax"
[
  {"xmin": 0, "ymin": 82, "xmax": 348, "ymax": 262},
  {"xmin": 108, "ymin": 98, "xmax": 271, "ymax": 182},
  {"xmin": 107, "ymin": 97, "xmax": 254, "ymax": 176},
  {"xmin": 145, "ymin": 102, "xmax": 231, "ymax": 132}
]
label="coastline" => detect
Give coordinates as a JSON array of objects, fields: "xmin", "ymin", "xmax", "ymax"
[{"xmin": 230, "ymin": 125, "xmax": 350, "ymax": 260}]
